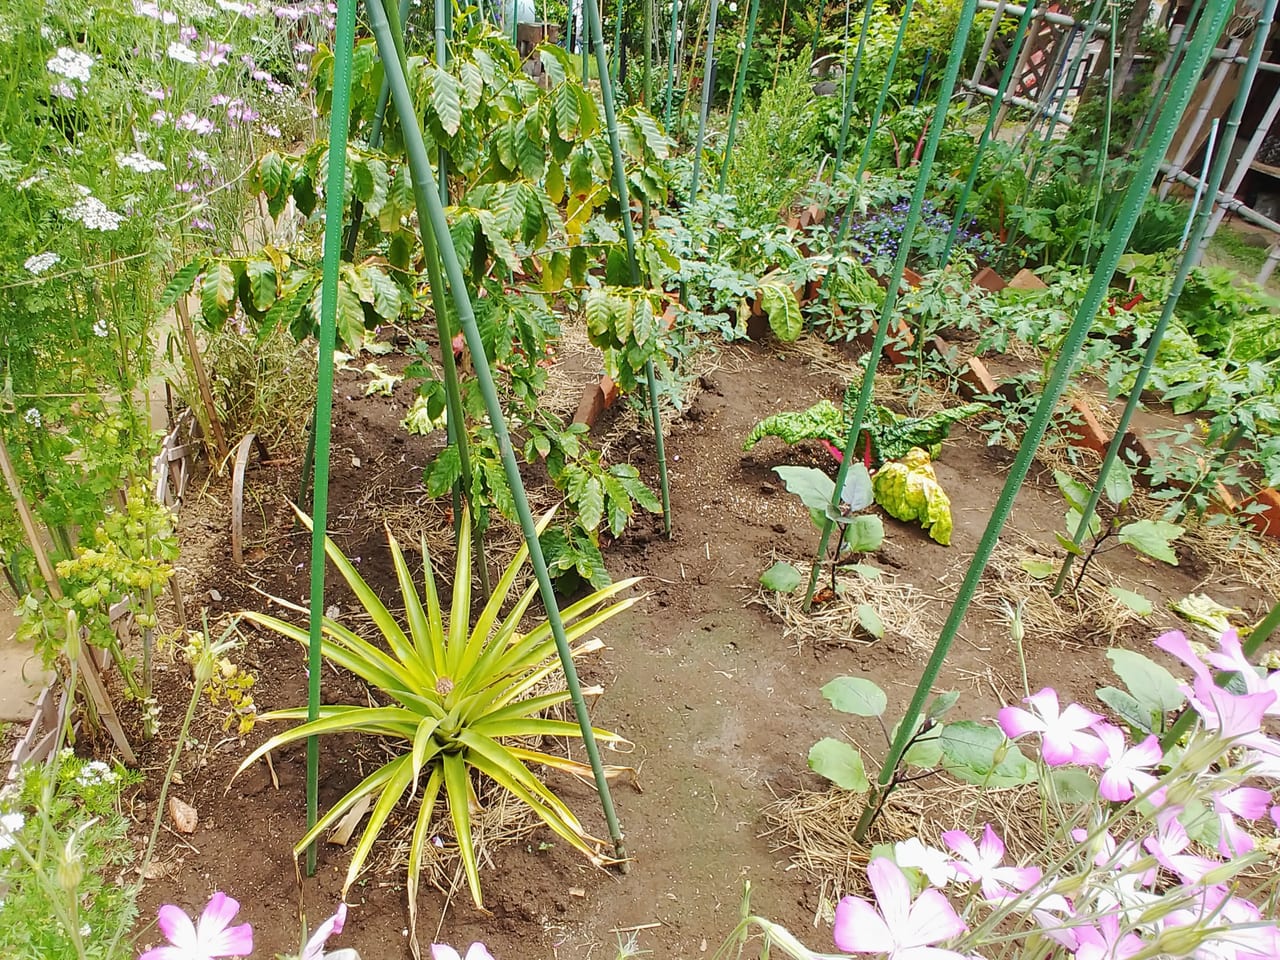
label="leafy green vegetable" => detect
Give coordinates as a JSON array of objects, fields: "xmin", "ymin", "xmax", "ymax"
[
  {"xmin": 744, "ymin": 400, "xmax": 846, "ymax": 451},
  {"xmin": 743, "ymin": 391, "xmax": 986, "ymax": 465},
  {"xmin": 872, "ymin": 448, "xmax": 954, "ymax": 545}
]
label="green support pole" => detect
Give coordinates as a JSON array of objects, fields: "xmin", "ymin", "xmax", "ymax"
[
  {"xmin": 850, "ymin": 0, "xmax": 1233, "ymax": 843},
  {"xmin": 380, "ymin": 0, "xmax": 490, "ymax": 595},
  {"xmin": 940, "ymin": 0, "xmax": 1036, "ymax": 265},
  {"xmin": 809, "ymin": 0, "xmax": 828, "ymax": 64},
  {"xmin": 585, "ymin": 0, "xmax": 673, "ymax": 537},
  {"xmin": 1052, "ymin": 0, "xmax": 1277, "ymax": 597},
  {"xmin": 612, "ymin": 0, "xmax": 624, "ymax": 85},
  {"xmin": 1026, "ymin": 0, "xmax": 1106, "ymax": 174},
  {"xmin": 1132, "ymin": 0, "xmax": 1203, "ymax": 152},
  {"xmin": 832, "ymin": 0, "xmax": 875, "ymax": 180},
  {"xmin": 583, "ymin": 0, "xmax": 591, "ymax": 83},
  {"xmin": 643, "ymin": 0, "xmax": 654, "ymax": 105},
  {"xmin": 717, "ymin": 0, "xmax": 761, "ymax": 191},
  {"xmin": 305, "ymin": 0, "xmax": 358, "ymax": 877},
  {"xmin": 664, "ymin": 0, "xmax": 680, "ymax": 129},
  {"xmin": 802, "ymin": 0, "xmax": 975, "ymax": 613},
  {"xmin": 364, "ymin": 0, "xmax": 628, "ymax": 862},
  {"xmin": 688, "ymin": 0, "xmax": 720, "ymax": 198},
  {"xmin": 436, "ymin": 0, "xmax": 450, "ymax": 208},
  {"xmin": 855, "ymin": 0, "xmax": 917, "ymax": 179}
]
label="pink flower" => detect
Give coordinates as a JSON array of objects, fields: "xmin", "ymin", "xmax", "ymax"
[
  {"xmin": 300, "ymin": 903, "xmax": 347, "ymax": 960},
  {"xmin": 833, "ymin": 858, "xmax": 967, "ymax": 959},
  {"xmin": 200, "ymin": 41, "xmax": 231, "ymax": 67},
  {"xmin": 139, "ymin": 892, "xmax": 253, "ymax": 960},
  {"xmin": 941, "ymin": 825, "xmax": 1040, "ymax": 902},
  {"xmin": 1092, "ymin": 723, "xmax": 1163, "ymax": 803},
  {"xmin": 1211, "ymin": 787, "xmax": 1272, "ymax": 857},
  {"xmin": 179, "ymin": 24, "xmax": 198, "ymax": 42},
  {"xmin": 431, "ymin": 945, "xmax": 495, "ymax": 960},
  {"xmin": 1070, "ymin": 913, "xmax": 1145, "ymax": 960},
  {"xmin": 1188, "ymin": 674, "xmax": 1275, "ymax": 741},
  {"xmin": 997, "ymin": 688, "xmax": 1107, "ymax": 767},
  {"xmin": 1143, "ymin": 811, "xmax": 1217, "ymax": 885},
  {"xmin": 1153, "ymin": 630, "xmax": 1213, "ymax": 686}
]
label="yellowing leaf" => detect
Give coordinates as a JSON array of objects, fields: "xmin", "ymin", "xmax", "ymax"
[{"xmin": 872, "ymin": 448, "xmax": 953, "ymax": 545}]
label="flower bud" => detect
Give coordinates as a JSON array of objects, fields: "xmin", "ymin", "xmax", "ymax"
[
  {"xmin": 57, "ymin": 850, "xmax": 84, "ymax": 892},
  {"xmin": 1145, "ymin": 922, "xmax": 1208, "ymax": 957}
]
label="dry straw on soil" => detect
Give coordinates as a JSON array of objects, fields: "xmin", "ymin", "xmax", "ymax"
[
  {"xmin": 762, "ymin": 779, "xmax": 1050, "ymax": 919},
  {"xmin": 751, "ymin": 556, "xmax": 945, "ymax": 651}
]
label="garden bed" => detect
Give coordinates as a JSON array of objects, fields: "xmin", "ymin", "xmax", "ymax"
[{"xmin": 131, "ymin": 331, "xmax": 1279, "ymax": 959}]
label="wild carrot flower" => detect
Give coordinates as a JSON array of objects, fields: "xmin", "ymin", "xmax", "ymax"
[
  {"xmin": 24, "ymin": 252, "xmax": 60, "ymax": 275},
  {"xmin": 47, "ymin": 47, "xmax": 94, "ymax": 83},
  {"xmin": 167, "ymin": 42, "xmax": 199, "ymax": 64}
]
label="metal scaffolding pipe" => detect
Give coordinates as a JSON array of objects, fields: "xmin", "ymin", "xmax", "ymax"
[
  {"xmin": 1209, "ymin": 47, "xmax": 1280, "ymax": 73},
  {"xmin": 1160, "ymin": 36, "xmax": 1242, "ymax": 198},
  {"xmin": 977, "ymin": 0, "xmax": 1111, "ymax": 33},
  {"xmin": 1196, "ymin": 76, "xmax": 1280, "ymax": 255},
  {"xmin": 963, "ymin": 80, "xmax": 1072, "ymax": 118},
  {"xmin": 1162, "ymin": 163, "xmax": 1280, "ymax": 235},
  {"xmin": 966, "ymin": 0, "xmax": 1008, "ymax": 107}
]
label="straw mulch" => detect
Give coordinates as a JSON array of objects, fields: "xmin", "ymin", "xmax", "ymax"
[{"xmin": 751, "ymin": 555, "xmax": 946, "ymax": 651}]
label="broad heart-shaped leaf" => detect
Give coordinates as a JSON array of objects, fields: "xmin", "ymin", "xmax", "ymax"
[
  {"xmin": 840, "ymin": 514, "xmax": 884, "ymax": 554},
  {"xmin": 840, "ymin": 464, "xmax": 874, "ymax": 512},
  {"xmin": 1103, "ymin": 459, "xmax": 1135, "ymax": 506},
  {"xmin": 1108, "ymin": 585, "xmax": 1154, "ymax": 616},
  {"xmin": 1118, "ymin": 519, "xmax": 1183, "ymax": 565},
  {"xmin": 1106, "ymin": 648, "xmax": 1185, "ymax": 715},
  {"xmin": 808, "ymin": 738, "xmax": 869, "ymax": 791},
  {"xmin": 760, "ymin": 561, "xmax": 802, "ymax": 593},
  {"xmin": 773, "ymin": 465, "xmax": 836, "ymax": 515},
  {"xmin": 856, "ymin": 603, "xmax": 885, "ymax": 639},
  {"xmin": 939, "ymin": 721, "xmax": 1037, "ymax": 787},
  {"xmin": 431, "ymin": 67, "xmax": 463, "ymax": 136},
  {"xmin": 1096, "ymin": 686, "xmax": 1154, "ymax": 734},
  {"xmin": 926, "ymin": 690, "xmax": 961, "ymax": 721},
  {"xmin": 758, "ymin": 281, "xmax": 803, "ymax": 341},
  {"xmin": 821, "ymin": 676, "xmax": 887, "ymax": 717},
  {"xmin": 1044, "ymin": 767, "xmax": 1097, "ymax": 805}
]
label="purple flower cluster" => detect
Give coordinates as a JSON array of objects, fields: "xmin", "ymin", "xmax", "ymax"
[{"xmin": 839, "ymin": 198, "xmax": 996, "ymax": 269}]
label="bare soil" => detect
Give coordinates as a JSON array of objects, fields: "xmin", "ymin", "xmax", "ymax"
[{"xmin": 127, "ymin": 334, "xmax": 1278, "ymax": 960}]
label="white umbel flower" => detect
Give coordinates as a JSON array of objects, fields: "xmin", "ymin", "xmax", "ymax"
[
  {"xmin": 117, "ymin": 151, "xmax": 166, "ymax": 173},
  {"xmin": 47, "ymin": 47, "xmax": 94, "ymax": 83},
  {"xmin": 24, "ymin": 252, "xmax": 60, "ymax": 275},
  {"xmin": 64, "ymin": 196, "xmax": 124, "ymax": 232}
]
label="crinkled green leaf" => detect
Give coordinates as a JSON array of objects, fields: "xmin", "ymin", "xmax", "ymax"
[{"xmin": 872, "ymin": 449, "xmax": 953, "ymax": 545}]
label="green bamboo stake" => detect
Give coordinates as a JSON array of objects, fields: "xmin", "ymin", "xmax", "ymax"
[
  {"xmin": 1052, "ymin": 0, "xmax": 1276, "ymax": 597},
  {"xmin": 611, "ymin": 0, "xmax": 624, "ymax": 84},
  {"xmin": 850, "ymin": 0, "xmax": 1233, "ymax": 843},
  {"xmin": 436, "ymin": 0, "xmax": 451, "ymax": 207},
  {"xmin": 855, "ymin": 0, "xmax": 918, "ymax": 179},
  {"xmin": 364, "ymin": 0, "xmax": 628, "ymax": 861},
  {"xmin": 832, "ymin": 0, "xmax": 875, "ymax": 180},
  {"xmin": 305, "ymin": 0, "xmax": 358, "ymax": 877},
  {"xmin": 642, "ymin": 0, "xmax": 654, "ymax": 104},
  {"xmin": 1026, "ymin": 0, "xmax": 1107, "ymax": 177},
  {"xmin": 1081, "ymin": 0, "xmax": 1118, "ymax": 263},
  {"xmin": 380, "ymin": 0, "xmax": 490, "ymax": 596},
  {"xmin": 688, "ymin": 0, "xmax": 720, "ymax": 197},
  {"xmin": 585, "ymin": 0, "xmax": 673, "ymax": 537},
  {"xmin": 717, "ymin": 0, "xmax": 761, "ymax": 191},
  {"xmin": 809, "ymin": 0, "xmax": 828, "ymax": 64},
  {"xmin": 1132, "ymin": 0, "xmax": 1203, "ymax": 152},
  {"xmin": 664, "ymin": 0, "xmax": 680, "ymax": 128},
  {"xmin": 803, "ymin": 0, "xmax": 977, "ymax": 612},
  {"xmin": 939, "ymin": 0, "xmax": 1036, "ymax": 265}
]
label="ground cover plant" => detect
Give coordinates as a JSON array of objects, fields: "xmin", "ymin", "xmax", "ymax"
[{"xmin": 2, "ymin": 0, "xmax": 1280, "ymax": 957}]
